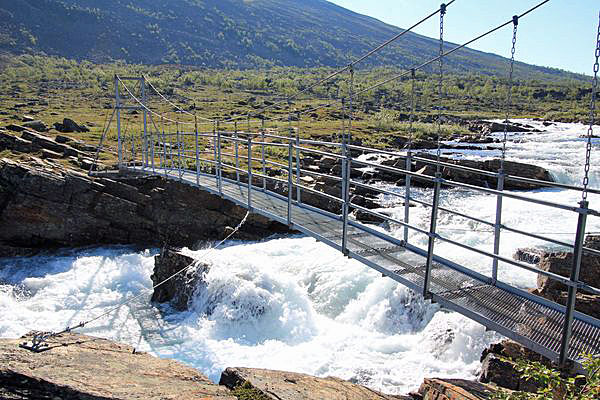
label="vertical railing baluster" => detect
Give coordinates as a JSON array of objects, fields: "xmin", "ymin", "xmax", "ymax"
[
  {"xmin": 261, "ymin": 119, "xmax": 266, "ymax": 191},
  {"xmin": 559, "ymin": 201, "xmax": 588, "ymax": 366},
  {"xmin": 492, "ymin": 171, "xmax": 505, "ymax": 283},
  {"xmin": 247, "ymin": 137, "xmax": 253, "ymax": 210},
  {"xmin": 177, "ymin": 121, "xmax": 182, "ymax": 180},
  {"xmin": 404, "ymin": 152, "xmax": 412, "ymax": 244},
  {"xmin": 341, "ymin": 98, "xmax": 349, "ymax": 255},
  {"xmin": 142, "ymin": 76, "xmax": 148, "ymax": 169},
  {"xmin": 195, "ymin": 114, "xmax": 200, "ymax": 186},
  {"xmin": 423, "ymin": 173, "xmax": 442, "ymax": 298},
  {"xmin": 116, "ymin": 75, "xmax": 122, "ymax": 169},
  {"xmin": 161, "ymin": 116, "xmax": 167, "ymax": 178},
  {"xmin": 288, "ymin": 141, "xmax": 293, "ymax": 225},
  {"xmin": 235, "ymin": 121, "xmax": 240, "ymax": 183},
  {"xmin": 217, "ymin": 119, "xmax": 222, "ymax": 194},
  {"xmin": 296, "ymin": 112, "xmax": 301, "ymax": 204},
  {"xmin": 213, "ymin": 120, "xmax": 218, "ymax": 188}
]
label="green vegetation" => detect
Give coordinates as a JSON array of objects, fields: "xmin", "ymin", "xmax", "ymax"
[
  {"xmin": 230, "ymin": 381, "xmax": 270, "ymax": 400},
  {"xmin": 0, "ymin": 54, "xmax": 595, "ymax": 169},
  {"xmin": 492, "ymin": 354, "xmax": 600, "ymax": 400}
]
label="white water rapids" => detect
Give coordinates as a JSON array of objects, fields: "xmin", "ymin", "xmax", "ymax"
[{"xmin": 1, "ymin": 120, "xmax": 599, "ymax": 394}]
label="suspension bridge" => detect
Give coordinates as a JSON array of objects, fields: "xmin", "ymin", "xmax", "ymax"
[{"xmin": 76, "ymin": 1, "xmax": 600, "ymax": 367}]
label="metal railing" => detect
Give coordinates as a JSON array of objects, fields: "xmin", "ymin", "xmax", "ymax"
[{"xmin": 112, "ymin": 65, "xmax": 600, "ymax": 366}]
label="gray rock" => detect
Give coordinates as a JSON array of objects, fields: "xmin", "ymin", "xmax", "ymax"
[{"xmin": 22, "ymin": 120, "xmax": 48, "ymax": 132}]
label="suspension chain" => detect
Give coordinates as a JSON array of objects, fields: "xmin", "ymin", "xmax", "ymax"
[
  {"xmin": 501, "ymin": 16, "xmax": 519, "ymax": 170},
  {"xmin": 582, "ymin": 11, "xmax": 600, "ymax": 202},
  {"xmin": 436, "ymin": 3, "xmax": 446, "ymax": 173}
]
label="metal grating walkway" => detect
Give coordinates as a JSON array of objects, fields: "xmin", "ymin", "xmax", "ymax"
[{"xmin": 125, "ymin": 166, "xmax": 600, "ymax": 363}]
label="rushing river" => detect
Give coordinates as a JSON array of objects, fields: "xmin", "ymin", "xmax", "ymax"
[{"xmin": 1, "ymin": 120, "xmax": 599, "ymax": 394}]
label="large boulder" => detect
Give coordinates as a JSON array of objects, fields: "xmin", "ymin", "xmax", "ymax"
[
  {"xmin": 151, "ymin": 248, "xmax": 209, "ymax": 311},
  {"xmin": 53, "ymin": 118, "xmax": 90, "ymax": 133},
  {"xmin": 21, "ymin": 120, "xmax": 48, "ymax": 132}
]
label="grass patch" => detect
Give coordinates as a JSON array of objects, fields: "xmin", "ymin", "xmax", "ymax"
[{"xmin": 231, "ymin": 381, "xmax": 270, "ymax": 400}]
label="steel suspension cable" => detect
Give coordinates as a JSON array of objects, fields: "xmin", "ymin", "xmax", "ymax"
[
  {"xmin": 22, "ymin": 211, "xmax": 251, "ymax": 352},
  {"xmin": 143, "ymin": 75, "xmax": 213, "ymax": 122},
  {"xmin": 222, "ymin": 1, "xmax": 456, "ymax": 123},
  {"xmin": 582, "ymin": 11, "xmax": 600, "ymax": 202},
  {"xmin": 355, "ymin": 0, "xmax": 551, "ymax": 97}
]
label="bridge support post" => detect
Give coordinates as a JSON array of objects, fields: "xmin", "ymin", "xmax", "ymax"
[
  {"xmin": 261, "ymin": 119, "xmax": 266, "ymax": 191},
  {"xmin": 492, "ymin": 171, "xmax": 505, "ymax": 283},
  {"xmin": 217, "ymin": 120, "xmax": 222, "ymax": 195},
  {"xmin": 195, "ymin": 114, "xmax": 200, "ymax": 186},
  {"xmin": 115, "ymin": 75, "xmax": 122, "ymax": 170},
  {"xmin": 142, "ymin": 76, "xmax": 148, "ymax": 170},
  {"xmin": 177, "ymin": 122, "xmax": 182, "ymax": 180},
  {"xmin": 341, "ymin": 98, "xmax": 350, "ymax": 256},
  {"xmin": 213, "ymin": 120, "xmax": 218, "ymax": 188},
  {"xmin": 287, "ymin": 141, "xmax": 293, "ymax": 226},
  {"xmin": 423, "ymin": 173, "xmax": 442, "ymax": 299},
  {"xmin": 247, "ymin": 137, "xmax": 253, "ymax": 210},
  {"xmin": 558, "ymin": 201, "xmax": 588, "ymax": 366},
  {"xmin": 296, "ymin": 112, "xmax": 301, "ymax": 204},
  {"xmin": 235, "ymin": 121, "xmax": 240, "ymax": 183},
  {"xmin": 403, "ymin": 151, "xmax": 412, "ymax": 244}
]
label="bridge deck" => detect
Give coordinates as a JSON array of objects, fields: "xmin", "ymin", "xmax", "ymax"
[{"xmin": 125, "ymin": 166, "xmax": 600, "ymax": 363}]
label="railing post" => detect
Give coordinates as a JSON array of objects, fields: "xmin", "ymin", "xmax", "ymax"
[
  {"xmin": 341, "ymin": 98, "xmax": 350, "ymax": 255},
  {"xmin": 195, "ymin": 114, "xmax": 200, "ymax": 186},
  {"xmin": 296, "ymin": 112, "xmax": 301, "ymax": 204},
  {"xmin": 235, "ymin": 121, "xmax": 240, "ymax": 183},
  {"xmin": 559, "ymin": 201, "xmax": 588, "ymax": 366},
  {"xmin": 423, "ymin": 172, "xmax": 442, "ymax": 298},
  {"xmin": 141, "ymin": 75, "xmax": 148, "ymax": 169},
  {"xmin": 213, "ymin": 120, "xmax": 218, "ymax": 187},
  {"xmin": 261, "ymin": 119, "xmax": 266, "ymax": 191},
  {"xmin": 115, "ymin": 75, "xmax": 122, "ymax": 169},
  {"xmin": 217, "ymin": 119, "xmax": 222, "ymax": 194},
  {"xmin": 287, "ymin": 141, "xmax": 293, "ymax": 226},
  {"xmin": 176, "ymin": 121, "xmax": 182, "ymax": 180},
  {"xmin": 247, "ymin": 137, "xmax": 253, "ymax": 210},
  {"xmin": 161, "ymin": 116, "xmax": 167, "ymax": 178},
  {"xmin": 404, "ymin": 150, "xmax": 412, "ymax": 244},
  {"xmin": 492, "ymin": 171, "xmax": 505, "ymax": 283}
]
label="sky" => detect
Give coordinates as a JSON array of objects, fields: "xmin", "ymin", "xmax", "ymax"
[{"xmin": 327, "ymin": 0, "xmax": 599, "ymax": 75}]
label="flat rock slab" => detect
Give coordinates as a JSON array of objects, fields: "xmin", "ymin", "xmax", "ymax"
[
  {"xmin": 0, "ymin": 332, "xmax": 236, "ymax": 400},
  {"xmin": 418, "ymin": 378, "xmax": 495, "ymax": 400},
  {"xmin": 220, "ymin": 367, "xmax": 410, "ymax": 400}
]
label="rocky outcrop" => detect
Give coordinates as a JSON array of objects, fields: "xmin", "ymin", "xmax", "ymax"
[
  {"xmin": 0, "ymin": 332, "xmax": 236, "ymax": 399},
  {"xmin": 418, "ymin": 378, "xmax": 495, "ymax": 400},
  {"xmin": 478, "ymin": 340, "xmax": 549, "ymax": 392},
  {"xmin": 151, "ymin": 248, "xmax": 209, "ymax": 311},
  {"xmin": 358, "ymin": 153, "xmax": 554, "ymax": 190},
  {"xmin": 0, "ymin": 156, "xmax": 290, "ymax": 256},
  {"xmin": 219, "ymin": 367, "xmax": 410, "ymax": 400}
]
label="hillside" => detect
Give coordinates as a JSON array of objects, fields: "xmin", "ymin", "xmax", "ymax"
[{"xmin": 0, "ymin": 0, "xmax": 584, "ymax": 80}]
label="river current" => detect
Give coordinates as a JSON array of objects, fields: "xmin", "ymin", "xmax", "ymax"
[{"xmin": 1, "ymin": 120, "xmax": 599, "ymax": 394}]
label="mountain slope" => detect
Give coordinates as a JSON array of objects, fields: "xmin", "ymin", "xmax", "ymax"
[{"xmin": 0, "ymin": 0, "xmax": 582, "ymax": 79}]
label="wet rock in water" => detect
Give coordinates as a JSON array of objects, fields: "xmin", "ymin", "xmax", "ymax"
[
  {"xmin": 0, "ymin": 332, "xmax": 236, "ymax": 399},
  {"xmin": 219, "ymin": 367, "xmax": 407, "ymax": 400},
  {"xmin": 513, "ymin": 247, "xmax": 548, "ymax": 264},
  {"xmin": 152, "ymin": 248, "xmax": 209, "ymax": 311}
]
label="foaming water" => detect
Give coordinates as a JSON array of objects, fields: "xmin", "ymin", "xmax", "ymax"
[{"xmin": 1, "ymin": 121, "xmax": 599, "ymax": 394}]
